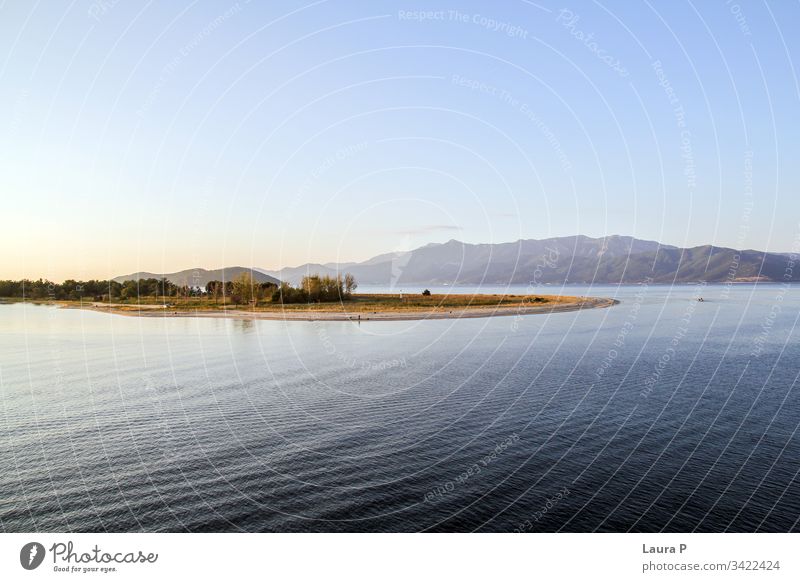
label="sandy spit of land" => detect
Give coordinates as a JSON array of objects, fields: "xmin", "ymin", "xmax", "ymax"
[{"xmin": 65, "ymin": 297, "xmax": 618, "ymax": 322}]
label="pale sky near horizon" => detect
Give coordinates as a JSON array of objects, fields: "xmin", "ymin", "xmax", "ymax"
[{"xmin": 1, "ymin": 1, "xmax": 799, "ymax": 281}]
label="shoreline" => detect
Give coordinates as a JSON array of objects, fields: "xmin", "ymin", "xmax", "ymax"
[{"xmin": 60, "ymin": 296, "xmax": 619, "ymax": 322}]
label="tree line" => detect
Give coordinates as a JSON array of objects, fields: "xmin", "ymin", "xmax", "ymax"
[
  {"xmin": 207, "ymin": 272, "xmax": 357, "ymax": 304},
  {"xmin": 0, "ymin": 278, "xmax": 179, "ymax": 301},
  {"xmin": 273, "ymin": 273, "xmax": 357, "ymax": 304},
  {"xmin": 0, "ymin": 272, "xmax": 358, "ymax": 305}
]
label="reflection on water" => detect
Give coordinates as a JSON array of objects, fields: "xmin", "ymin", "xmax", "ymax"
[{"xmin": 233, "ymin": 318, "xmax": 256, "ymax": 333}]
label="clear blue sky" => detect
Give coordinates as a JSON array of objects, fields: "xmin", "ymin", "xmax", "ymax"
[{"xmin": 1, "ymin": 0, "xmax": 798, "ymax": 280}]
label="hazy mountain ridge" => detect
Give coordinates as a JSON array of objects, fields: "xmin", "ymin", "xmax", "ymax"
[
  {"xmin": 113, "ymin": 267, "xmax": 280, "ymax": 287},
  {"xmin": 258, "ymin": 235, "xmax": 796, "ymax": 286}
]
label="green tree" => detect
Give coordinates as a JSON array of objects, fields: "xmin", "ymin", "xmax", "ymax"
[
  {"xmin": 120, "ymin": 280, "xmax": 139, "ymax": 300},
  {"xmin": 206, "ymin": 280, "xmax": 222, "ymax": 304},
  {"xmin": 231, "ymin": 272, "xmax": 262, "ymax": 306},
  {"xmin": 344, "ymin": 273, "xmax": 357, "ymax": 296}
]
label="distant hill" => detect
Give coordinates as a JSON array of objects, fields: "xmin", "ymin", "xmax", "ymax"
[
  {"xmin": 258, "ymin": 235, "xmax": 797, "ymax": 286},
  {"xmin": 113, "ymin": 267, "xmax": 280, "ymax": 288}
]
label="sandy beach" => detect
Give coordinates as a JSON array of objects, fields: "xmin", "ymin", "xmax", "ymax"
[{"xmin": 67, "ymin": 296, "xmax": 618, "ymax": 322}]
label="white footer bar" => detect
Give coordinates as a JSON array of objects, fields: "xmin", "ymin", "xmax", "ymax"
[{"xmin": 1, "ymin": 533, "xmax": 795, "ymax": 581}]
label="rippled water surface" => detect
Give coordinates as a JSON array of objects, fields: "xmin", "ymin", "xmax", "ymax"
[{"xmin": 2, "ymin": 284, "xmax": 799, "ymax": 532}]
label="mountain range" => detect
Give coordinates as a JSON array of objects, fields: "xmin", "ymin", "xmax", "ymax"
[
  {"xmin": 257, "ymin": 235, "xmax": 797, "ymax": 286},
  {"xmin": 113, "ymin": 236, "xmax": 797, "ymax": 288},
  {"xmin": 112, "ymin": 267, "xmax": 280, "ymax": 287}
]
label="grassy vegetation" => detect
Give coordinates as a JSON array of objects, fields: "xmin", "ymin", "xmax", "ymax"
[
  {"xmin": 48, "ymin": 292, "xmax": 583, "ymax": 313},
  {"xmin": 272, "ymin": 293, "xmax": 568, "ymax": 313},
  {"xmin": 0, "ymin": 274, "xmax": 588, "ymax": 315}
]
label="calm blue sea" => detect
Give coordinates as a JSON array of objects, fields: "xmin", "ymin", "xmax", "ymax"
[{"xmin": 1, "ymin": 283, "xmax": 799, "ymax": 532}]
